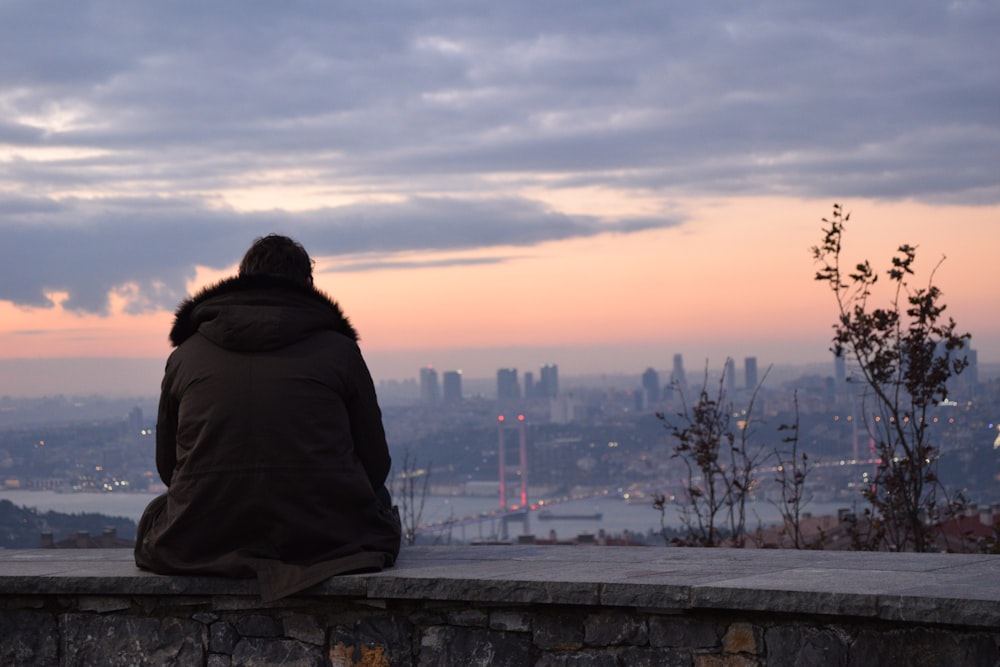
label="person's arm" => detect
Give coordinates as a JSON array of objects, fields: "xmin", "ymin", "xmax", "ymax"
[
  {"xmin": 155, "ymin": 359, "xmax": 179, "ymax": 486},
  {"xmin": 346, "ymin": 345, "xmax": 391, "ymax": 489}
]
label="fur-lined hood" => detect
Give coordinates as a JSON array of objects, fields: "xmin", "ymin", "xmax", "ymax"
[{"xmin": 169, "ymin": 274, "xmax": 358, "ymax": 350}]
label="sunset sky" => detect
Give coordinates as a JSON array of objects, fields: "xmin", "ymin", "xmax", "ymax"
[{"xmin": 1, "ymin": 2, "xmax": 998, "ymax": 396}]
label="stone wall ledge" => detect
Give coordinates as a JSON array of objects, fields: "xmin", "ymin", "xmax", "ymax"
[{"xmin": 2, "ymin": 545, "xmax": 998, "ymax": 629}]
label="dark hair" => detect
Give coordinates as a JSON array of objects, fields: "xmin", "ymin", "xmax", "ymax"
[{"xmin": 238, "ymin": 234, "xmax": 314, "ymax": 286}]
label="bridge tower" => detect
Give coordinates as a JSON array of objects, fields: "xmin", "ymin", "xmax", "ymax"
[{"xmin": 497, "ymin": 414, "xmax": 529, "ymax": 539}]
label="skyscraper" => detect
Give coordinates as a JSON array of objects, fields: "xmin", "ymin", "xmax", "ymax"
[
  {"xmin": 834, "ymin": 350, "xmax": 847, "ymax": 385},
  {"xmin": 539, "ymin": 364, "xmax": 559, "ymax": 398},
  {"xmin": 725, "ymin": 358, "xmax": 736, "ymax": 390},
  {"xmin": 443, "ymin": 370, "xmax": 463, "ymax": 402},
  {"xmin": 497, "ymin": 368, "xmax": 520, "ymax": 400},
  {"xmin": 523, "ymin": 371, "xmax": 535, "ymax": 398},
  {"xmin": 642, "ymin": 367, "xmax": 660, "ymax": 404},
  {"xmin": 744, "ymin": 357, "xmax": 758, "ymax": 390},
  {"xmin": 127, "ymin": 406, "xmax": 144, "ymax": 434},
  {"xmin": 671, "ymin": 354, "xmax": 687, "ymax": 388},
  {"xmin": 966, "ymin": 348, "xmax": 978, "ymax": 386},
  {"xmin": 419, "ymin": 366, "xmax": 440, "ymax": 403}
]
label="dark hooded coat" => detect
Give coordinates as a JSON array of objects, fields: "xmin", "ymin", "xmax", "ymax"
[{"xmin": 134, "ymin": 274, "xmax": 400, "ymax": 601}]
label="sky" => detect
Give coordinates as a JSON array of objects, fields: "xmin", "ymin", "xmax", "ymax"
[{"xmin": 1, "ymin": 1, "xmax": 998, "ymax": 397}]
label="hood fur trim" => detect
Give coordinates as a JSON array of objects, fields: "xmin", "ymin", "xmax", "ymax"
[{"xmin": 168, "ymin": 274, "xmax": 358, "ymax": 347}]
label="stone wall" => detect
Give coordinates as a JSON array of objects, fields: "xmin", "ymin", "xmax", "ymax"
[
  {"xmin": 2, "ymin": 594, "xmax": 998, "ymax": 666},
  {"xmin": 1, "ymin": 546, "xmax": 999, "ymax": 665}
]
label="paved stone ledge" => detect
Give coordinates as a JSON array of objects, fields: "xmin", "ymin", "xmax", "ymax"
[
  {"xmin": 1, "ymin": 546, "xmax": 998, "ymax": 629},
  {"xmin": 2, "ymin": 547, "xmax": 999, "ymax": 665}
]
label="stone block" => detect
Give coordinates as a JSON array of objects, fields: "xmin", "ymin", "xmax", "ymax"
[
  {"xmin": 849, "ymin": 627, "xmax": 999, "ymax": 667},
  {"xmin": 693, "ymin": 654, "xmax": 760, "ymax": 667},
  {"xmin": 329, "ymin": 624, "xmax": 356, "ymax": 647},
  {"xmin": 617, "ymin": 645, "xmax": 692, "ymax": 667},
  {"xmin": 353, "ymin": 598, "xmax": 388, "ymax": 609},
  {"xmin": 357, "ymin": 616, "xmax": 414, "ymax": 665},
  {"xmin": 490, "ymin": 610, "xmax": 531, "ymax": 632},
  {"xmin": 283, "ymin": 612, "xmax": 325, "ymax": 645},
  {"xmin": 134, "ymin": 596, "xmax": 160, "ymax": 615},
  {"xmin": 534, "ymin": 650, "xmax": 617, "ymax": 666},
  {"xmin": 193, "ymin": 612, "xmax": 219, "ymax": 624},
  {"xmin": 648, "ymin": 616, "xmax": 718, "ymax": 649},
  {"xmin": 328, "ymin": 641, "xmax": 354, "ymax": 667},
  {"xmin": 447, "ymin": 608, "xmax": 489, "ymax": 627},
  {"xmin": 210, "ymin": 621, "xmax": 239, "ymax": 654},
  {"xmin": 369, "ymin": 574, "xmax": 600, "ymax": 606},
  {"xmin": 409, "ymin": 607, "xmax": 448, "ymax": 626},
  {"xmin": 235, "ymin": 614, "xmax": 282, "ymax": 638},
  {"xmin": 77, "ymin": 596, "xmax": 131, "ymax": 613},
  {"xmin": 691, "ymin": 580, "xmax": 877, "ymax": 619},
  {"xmin": 0, "ymin": 610, "xmax": 58, "ymax": 667},
  {"xmin": 584, "ymin": 611, "xmax": 648, "ymax": 646},
  {"xmin": 59, "ymin": 613, "xmax": 205, "ymax": 666},
  {"xmin": 418, "ymin": 625, "xmax": 532, "ymax": 667},
  {"xmin": 764, "ymin": 625, "xmax": 848, "ymax": 666},
  {"xmin": 600, "ymin": 582, "xmax": 689, "ymax": 609},
  {"xmin": 327, "ymin": 625, "xmax": 363, "ymax": 667},
  {"xmin": 533, "ymin": 614, "xmax": 584, "ymax": 650},
  {"xmin": 208, "ymin": 654, "xmax": 232, "ymax": 667},
  {"xmin": 211, "ymin": 596, "xmax": 270, "ymax": 611},
  {"xmin": 721, "ymin": 622, "xmax": 761, "ymax": 655},
  {"xmin": 878, "ymin": 591, "xmax": 1000, "ymax": 628},
  {"xmin": 231, "ymin": 637, "xmax": 326, "ymax": 667},
  {"xmin": 0, "ymin": 596, "xmax": 45, "ymax": 610}
]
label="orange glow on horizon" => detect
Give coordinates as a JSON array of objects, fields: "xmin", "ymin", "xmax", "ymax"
[
  {"xmin": 2, "ymin": 197, "xmax": 998, "ymax": 375},
  {"xmin": 0, "ymin": 296, "xmax": 172, "ymax": 359},
  {"xmin": 324, "ymin": 197, "xmax": 999, "ymax": 358}
]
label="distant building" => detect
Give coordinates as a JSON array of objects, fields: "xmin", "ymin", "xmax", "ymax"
[
  {"xmin": 521, "ymin": 364, "xmax": 559, "ymax": 399},
  {"xmin": 539, "ymin": 364, "xmax": 559, "ymax": 398},
  {"xmin": 443, "ymin": 370, "xmax": 463, "ymax": 402},
  {"xmin": 549, "ymin": 395, "xmax": 583, "ymax": 424},
  {"xmin": 834, "ymin": 350, "xmax": 847, "ymax": 385},
  {"xmin": 641, "ymin": 368, "xmax": 660, "ymax": 404},
  {"xmin": 497, "ymin": 368, "xmax": 520, "ymax": 400},
  {"xmin": 745, "ymin": 357, "xmax": 758, "ymax": 390},
  {"xmin": 419, "ymin": 366, "xmax": 440, "ymax": 403},
  {"xmin": 377, "ymin": 378, "xmax": 419, "ymax": 403},
  {"xmin": 724, "ymin": 358, "xmax": 736, "ymax": 390},
  {"xmin": 966, "ymin": 347, "xmax": 978, "ymax": 386},
  {"xmin": 945, "ymin": 345, "xmax": 978, "ymax": 400},
  {"xmin": 671, "ymin": 354, "xmax": 687, "ymax": 388},
  {"xmin": 127, "ymin": 406, "xmax": 143, "ymax": 434}
]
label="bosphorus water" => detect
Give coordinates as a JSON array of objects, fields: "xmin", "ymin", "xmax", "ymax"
[
  {"xmin": 0, "ymin": 489, "xmax": 848, "ymax": 543},
  {"xmin": 0, "ymin": 490, "xmax": 157, "ymax": 521}
]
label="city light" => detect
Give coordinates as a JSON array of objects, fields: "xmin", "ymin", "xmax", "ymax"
[{"xmin": 0, "ymin": 349, "xmax": 993, "ymax": 550}]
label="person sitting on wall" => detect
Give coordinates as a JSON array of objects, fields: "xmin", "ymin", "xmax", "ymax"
[{"xmin": 135, "ymin": 234, "xmax": 401, "ymax": 601}]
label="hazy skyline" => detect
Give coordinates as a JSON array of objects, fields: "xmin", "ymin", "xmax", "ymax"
[{"xmin": 2, "ymin": 2, "xmax": 998, "ymax": 396}]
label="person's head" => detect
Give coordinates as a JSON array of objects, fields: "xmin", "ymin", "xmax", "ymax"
[{"xmin": 239, "ymin": 234, "xmax": 314, "ymax": 287}]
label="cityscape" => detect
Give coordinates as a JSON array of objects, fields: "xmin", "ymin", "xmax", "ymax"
[
  {"xmin": 2, "ymin": 351, "xmax": 997, "ymax": 550},
  {"xmin": 2, "ymin": 4, "xmax": 997, "ymax": 661}
]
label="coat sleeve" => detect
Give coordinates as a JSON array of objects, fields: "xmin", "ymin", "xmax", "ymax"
[
  {"xmin": 155, "ymin": 357, "xmax": 180, "ymax": 486},
  {"xmin": 345, "ymin": 345, "xmax": 391, "ymax": 490}
]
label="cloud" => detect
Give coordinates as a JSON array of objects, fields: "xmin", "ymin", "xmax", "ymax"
[
  {"xmin": 0, "ymin": 1, "xmax": 997, "ymax": 311},
  {"xmin": 331, "ymin": 256, "xmax": 511, "ymax": 273},
  {"xmin": 0, "ymin": 195, "xmax": 680, "ymax": 312}
]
